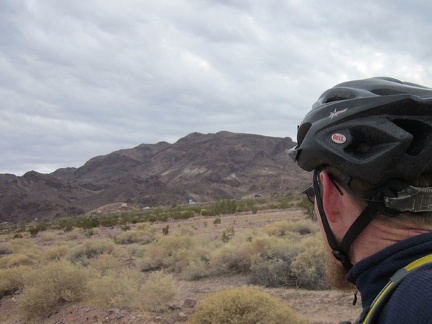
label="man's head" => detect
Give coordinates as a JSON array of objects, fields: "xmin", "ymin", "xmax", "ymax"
[{"xmin": 290, "ymin": 77, "xmax": 432, "ymax": 275}]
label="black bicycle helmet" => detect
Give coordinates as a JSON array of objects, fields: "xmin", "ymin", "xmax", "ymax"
[
  {"xmin": 289, "ymin": 77, "xmax": 432, "ymax": 271},
  {"xmin": 289, "ymin": 77, "xmax": 432, "ymax": 186}
]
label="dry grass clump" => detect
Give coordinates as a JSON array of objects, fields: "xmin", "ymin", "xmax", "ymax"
[
  {"xmin": 141, "ymin": 271, "xmax": 176, "ymax": 312},
  {"xmin": 188, "ymin": 287, "xmax": 309, "ymax": 324},
  {"xmin": 139, "ymin": 233, "xmax": 198, "ymax": 272},
  {"xmin": 85, "ymin": 269, "xmax": 176, "ymax": 313},
  {"xmin": 263, "ymin": 219, "xmax": 318, "ymax": 237},
  {"xmin": 209, "ymin": 231, "xmax": 301, "ymax": 276},
  {"xmin": 114, "ymin": 229, "xmax": 155, "ymax": 245},
  {"xmin": 18, "ymin": 260, "xmax": 91, "ymax": 320},
  {"xmin": 85, "ymin": 269, "xmax": 145, "ymax": 309},
  {"xmin": 43, "ymin": 242, "xmax": 73, "ymax": 261},
  {"xmin": 0, "ymin": 266, "xmax": 31, "ymax": 296},
  {"xmin": 65, "ymin": 227, "xmax": 83, "ymax": 240},
  {"xmin": 0, "ymin": 253, "xmax": 37, "ymax": 268},
  {"xmin": 1, "ymin": 238, "xmax": 43, "ymax": 268},
  {"xmin": 290, "ymin": 233, "xmax": 328, "ymax": 289},
  {"xmin": 0, "ymin": 242, "xmax": 13, "ymax": 255},
  {"xmin": 126, "ymin": 243, "xmax": 147, "ymax": 257},
  {"xmin": 66, "ymin": 238, "xmax": 120, "ymax": 266},
  {"xmin": 39, "ymin": 231, "xmax": 57, "ymax": 242},
  {"xmin": 88, "ymin": 253, "xmax": 125, "ymax": 274}
]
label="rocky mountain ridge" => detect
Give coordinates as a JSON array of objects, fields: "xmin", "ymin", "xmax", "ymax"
[{"xmin": 0, "ymin": 131, "xmax": 310, "ymax": 222}]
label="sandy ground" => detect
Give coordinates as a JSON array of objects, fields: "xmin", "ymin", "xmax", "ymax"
[{"xmin": 0, "ymin": 209, "xmax": 362, "ymax": 323}]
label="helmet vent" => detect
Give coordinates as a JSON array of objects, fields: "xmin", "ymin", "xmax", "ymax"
[{"xmin": 393, "ymin": 119, "xmax": 432, "ymax": 156}]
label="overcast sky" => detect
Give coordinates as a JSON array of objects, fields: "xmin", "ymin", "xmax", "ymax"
[{"xmin": 1, "ymin": 1, "xmax": 432, "ymax": 175}]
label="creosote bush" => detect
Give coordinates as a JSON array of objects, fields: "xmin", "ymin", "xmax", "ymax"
[{"xmin": 188, "ymin": 287, "xmax": 309, "ymax": 324}]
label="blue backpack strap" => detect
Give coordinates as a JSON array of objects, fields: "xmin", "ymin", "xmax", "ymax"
[{"xmin": 355, "ymin": 254, "xmax": 432, "ymax": 324}]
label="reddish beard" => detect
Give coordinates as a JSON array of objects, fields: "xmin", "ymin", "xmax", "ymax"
[{"xmin": 325, "ymin": 251, "xmax": 356, "ymax": 291}]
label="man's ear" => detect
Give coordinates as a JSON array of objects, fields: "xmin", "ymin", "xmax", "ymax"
[{"xmin": 319, "ymin": 171, "xmax": 342, "ymax": 224}]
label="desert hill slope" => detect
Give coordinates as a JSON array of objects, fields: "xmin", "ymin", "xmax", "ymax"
[{"xmin": 0, "ymin": 131, "xmax": 310, "ymax": 222}]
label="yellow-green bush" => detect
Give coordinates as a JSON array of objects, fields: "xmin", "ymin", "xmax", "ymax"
[
  {"xmin": 43, "ymin": 243, "xmax": 71, "ymax": 261},
  {"xmin": 263, "ymin": 220, "xmax": 318, "ymax": 237},
  {"xmin": 141, "ymin": 271, "xmax": 176, "ymax": 312},
  {"xmin": 114, "ymin": 229, "xmax": 154, "ymax": 245},
  {"xmin": 86, "ymin": 269, "xmax": 145, "ymax": 309},
  {"xmin": 4, "ymin": 238, "xmax": 43, "ymax": 267},
  {"xmin": 8, "ymin": 238, "xmax": 42, "ymax": 256},
  {"xmin": 136, "ymin": 222, "xmax": 156, "ymax": 234},
  {"xmin": 290, "ymin": 234, "xmax": 328, "ymax": 289},
  {"xmin": 188, "ymin": 287, "xmax": 309, "ymax": 324},
  {"xmin": 180, "ymin": 243, "xmax": 214, "ymax": 280},
  {"xmin": 66, "ymin": 238, "xmax": 118, "ymax": 266},
  {"xmin": 0, "ymin": 242, "xmax": 13, "ymax": 255},
  {"xmin": 209, "ymin": 232, "xmax": 302, "ymax": 277},
  {"xmin": 139, "ymin": 233, "xmax": 197, "ymax": 272},
  {"xmin": 65, "ymin": 227, "xmax": 83, "ymax": 240},
  {"xmin": 208, "ymin": 241, "xmax": 254, "ymax": 274},
  {"xmin": 0, "ymin": 253, "xmax": 37, "ymax": 268},
  {"xmin": 0, "ymin": 266, "xmax": 31, "ymax": 296},
  {"xmin": 89, "ymin": 254, "xmax": 124, "ymax": 274},
  {"xmin": 19, "ymin": 260, "xmax": 91, "ymax": 320},
  {"xmin": 39, "ymin": 231, "xmax": 57, "ymax": 242},
  {"xmin": 127, "ymin": 243, "xmax": 147, "ymax": 257}
]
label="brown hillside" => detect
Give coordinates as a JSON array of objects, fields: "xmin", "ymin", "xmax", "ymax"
[{"xmin": 0, "ymin": 131, "xmax": 309, "ymax": 222}]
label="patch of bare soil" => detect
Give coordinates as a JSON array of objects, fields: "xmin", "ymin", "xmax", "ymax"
[{"xmin": 0, "ymin": 209, "xmax": 362, "ymax": 324}]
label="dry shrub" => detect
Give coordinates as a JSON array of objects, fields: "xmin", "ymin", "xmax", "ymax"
[
  {"xmin": 114, "ymin": 229, "xmax": 154, "ymax": 245},
  {"xmin": 66, "ymin": 238, "xmax": 118, "ymax": 266},
  {"xmin": 44, "ymin": 243, "xmax": 70, "ymax": 261},
  {"xmin": 181, "ymin": 243, "xmax": 214, "ymax": 280},
  {"xmin": 249, "ymin": 254, "xmax": 294, "ymax": 287},
  {"xmin": 290, "ymin": 233, "xmax": 329, "ymax": 289},
  {"xmin": 127, "ymin": 243, "xmax": 146, "ymax": 257},
  {"xmin": 85, "ymin": 269, "xmax": 175, "ymax": 313},
  {"xmin": 188, "ymin": 287, "xmax": 309, "ymax": 324},
  {"xmin": 248, "ymin": 235, "xmax": 303, "ymax": 287},
  {"xmin": 263, "ymin": 220, "xmax": 318, "ymax": 237},
  {"xmin": 182, "ymin": 258, "xmax": 210, "ymax": 281},
  {"xmin": 139, "ymin": 233, "xmax": 197, "ymax": 272},
  {"xmin": 208, "ymin": 242, "xmax": 253, "ymax": 274},
  {"xmin": 141, "ymin": 271, "xmax": 176, "ymax": 312},
  {"xmin": 89, "ymin": 254, "xmax": 124, "ymax": 274},
  {"xmin": 0, "ymin": 242, "xmax": 13, "ymax": 255},
  {"xmin": 19, "ymin": 260, "xmax": 91, "ymax": 320},
  {"xmin": 8, "ymin": 238, "xmax": 42, "ymax": 256},
  {"xmin": 0, "ymin": 266, "xmax": 31, "ymax": 296},
  {"xmin": 65, "ymin": 227, "xmax": 82, "ymax": 240},
  {"xmin": 209, "ymin": 232, "xmax": 302, "ymax": 276},
  {"xmin": 136, "ymin": 222, "xmax": 156, "ymax": 234},
  {"xmin": 39, "ymin": 231, "xmax": 57, "ymax": 242},
  {"xmin": 86, "ymin": 269, "xmax": 145, "ymax": 309},
  {"xmin": 0, "ymin": 253, "xmax": 36, "ymax": 268}
]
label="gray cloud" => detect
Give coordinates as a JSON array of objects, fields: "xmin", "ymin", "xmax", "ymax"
[{"xmin": 1, "ymin": 0, "xmax": 432, "ymax": 175}]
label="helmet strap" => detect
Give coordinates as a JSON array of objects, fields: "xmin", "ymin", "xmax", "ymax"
[{"xmin": 313, "ymin": 169, "xmax": 385, "ymax": 272}]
